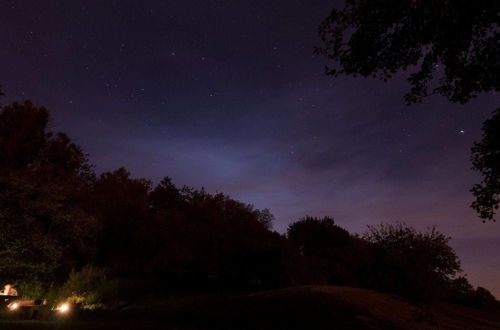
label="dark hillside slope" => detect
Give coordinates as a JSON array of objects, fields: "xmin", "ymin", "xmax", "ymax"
[{"xmin": 1, "ymin": 286, "xmax": 500, "ymax": 329}]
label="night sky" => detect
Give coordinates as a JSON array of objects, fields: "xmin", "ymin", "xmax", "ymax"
[{"xmin": 1, "ymin": 1, "xmax": 499, "ymax": 297}]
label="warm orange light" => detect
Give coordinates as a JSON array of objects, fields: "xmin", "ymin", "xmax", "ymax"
[
  {"xmin": 57, "ymin": 303, "xmax": 70, "ymax": 313},
  {"xmin": 8, "ymin": 302, "xmax": 19, "ymax": 311}
]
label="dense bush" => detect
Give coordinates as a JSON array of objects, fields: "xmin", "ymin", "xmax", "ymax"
[
  {"xmin": 15, "ymin": 280, "xmax": 46, "ymax": 299},
  {"xmin": 445, "ymin": 276, "xmax": 499, "ymax": 310},
  {"xmin": 60, "ymin": 265, "xmax": 108, "ymax": 309},
  {"xmin": 58, "ymin": 265, "xmax": 144, "ymax": 309}
]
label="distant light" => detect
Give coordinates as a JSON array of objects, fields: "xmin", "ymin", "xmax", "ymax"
[
  {"xmin": 459, "ymin": 130, "xmax": 465, "ymax": 134},
  {"xmin": 57, "ymin": 303, "xmax": 70, "ymax": 313},
  {"xmin": 8, "ymin": 302, "xmax": 19, "ymax": 311}
]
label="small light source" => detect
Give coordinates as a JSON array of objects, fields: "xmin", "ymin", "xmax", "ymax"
[
  {"xmin": 8, "ymin": 302, "xmax": 19, "ymax": 311},
  {"xmin": 57, "ymin": 303, "xmax": 70, "ymax": 313}
]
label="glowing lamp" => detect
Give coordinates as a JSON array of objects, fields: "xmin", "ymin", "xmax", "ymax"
[
  {"xmin": 57, "ymin": 303, "xmax": 70, "ymax": 313},
  {"xmin": 8, "ymin": 302, "xmax": 19, "ymax": 311}
]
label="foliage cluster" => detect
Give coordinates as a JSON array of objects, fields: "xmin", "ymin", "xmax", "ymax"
[
  {"xmin": 471, "ymin": 108, "xmax": 500, "ymax": 221},
  {"xmin": 315, "ymin": 0, "xmax": 500, "ymax": 221}
]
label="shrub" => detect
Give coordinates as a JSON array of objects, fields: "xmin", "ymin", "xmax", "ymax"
[
  {"xmin": 59, "ymin": 265, "xmax": 147, "ymax": 310},
  {"xmin": 60, "ymin": 265, "xmax": 107, "ymax": 309},
  {"xmin": 16, "ymin": 280, "xmax": 46, "ymax": 299}
]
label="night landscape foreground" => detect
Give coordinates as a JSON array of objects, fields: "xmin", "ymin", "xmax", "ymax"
[
  {"xmin": 1, "ymin": 1, "xmax": 500, "ymax": 329},
  {"xmin": 2, "ymin": 286, "xmax": 500, "ymax": 330}
]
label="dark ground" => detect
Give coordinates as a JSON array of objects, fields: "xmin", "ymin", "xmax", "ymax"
[{"xmin": 1, "ymin": 286, "xmax": 500, "ymax": 330}]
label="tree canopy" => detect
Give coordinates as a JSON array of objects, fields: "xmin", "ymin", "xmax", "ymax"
[
  {"xmin": 315, "ymin": 1, "xmax": 500, "ymax": 221},
  {"xmin": 287, "ymin": 216, "xmax": 351, "ymax": 257},
  {"xmin": 315, "ymin": 0, "xmax": 500, "ymax": 104},
  {"xmin": 286, "ymin": 216, "xmax": 371, "ymax": 286},
  {"xmin": 363, "ymin": 222, "xmax": 461, "ymax": 300},
  {"xmin": 0, "ymin": 101, "xmax": 98, "ymax": 281},
  {"xmin": 471, "ymin": 108, "xmax": 500, "ymax": 221}
]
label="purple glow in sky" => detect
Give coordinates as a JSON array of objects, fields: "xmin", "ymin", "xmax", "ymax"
[{"xmin": 1, "ymin": 0, "xmax": 499, "ymax": 297}]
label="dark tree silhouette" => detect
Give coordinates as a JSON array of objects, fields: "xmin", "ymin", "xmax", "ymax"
[
  {"xmin": 91, "ymin": 168, "xmax": 154, "ymax": 273},
  {"xmin": 287, "ymin": 217, "xmax": 351, "ymax": 256},
  {"xmin": 150, "ymin": 177, "xmax": 187, "ymax": 213},
  {"xmin": 471, "ymin": 108, "xmax": 500, "ymax": 221},
  {"xmin": 0, "ymin": 101, "xmax": 49, "ymax": 169},
  {"xmin": 315, "ymin": 1, "xmax": 499, "ymax": 104},
  {"xmin": 286, "ymin": 216, "xmax": 369, "ymax": 285},
  {"xmin": 0, "ymin": 101, "xmax": 99, "ymax": 281},
  {"xmin": 0, "ymin": 177, "xmax": 62, "ymax": 280},
  {"xmin": 363, "ymin": 222, "xmax": 461, "ymax": 301},
  {"xmin": 315, "ymin": 1, "xmax": 500, "ymax": 221}
]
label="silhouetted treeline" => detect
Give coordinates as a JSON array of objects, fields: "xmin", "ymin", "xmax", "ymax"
[{"xmin": 0, "ymin": 100, "xmax": 497, "ymax": 309}]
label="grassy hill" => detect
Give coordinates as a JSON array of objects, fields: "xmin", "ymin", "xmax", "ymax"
[{"xmin": 1, "ymin": 285, "xmax": 500, "ymax": 329}]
